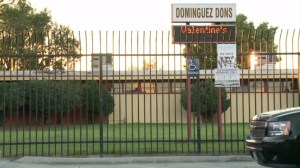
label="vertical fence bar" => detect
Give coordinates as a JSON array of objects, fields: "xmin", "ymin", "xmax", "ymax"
[
  {"xmin": 66, "ymin": 32, "xmax": 69, "ymax": 157},
  {"xmin": 99, "ymin": 44, "xmax": 104, "ymax": 158},
  {"xmin": 130, "ymin": 31, "xmax": 134, "ymax": 155},
  {"xmin": 259, "ymin": 30, "xmax": 263, "ymax": 119},
  {"xmin": 118, "ymin": 31, "xmax": 122, "ymax": 156},
  {"xmin": 46, "ymin": 31, "xmax": 50, "ymax": 157},
  {"xmin": 58, "ymin": 31, "xmax": 62, "ymax": 157},
  {"xmin": 8, "ymin": 32, "xmax": 12, "ymax": 158},
  {"xmin": 170, "ymin": 30, "xmax": 176, "ymax": 154},
  {"xmin": 14, "ymin": 33, "xmax": 19, "ymax": 158},
  {"xmin": 124, "ymin": 31, "xmax": 128, "ymax": 155},
  {"xmin": 78, "ymin": 31, "xmax": 82, "ymax": 156},
  {"xmin": 246, "ymin": 30, "xmax": 252, "ymax": 155},
  {"xmin": 34, "ymin": 32, "xmax": 38, "ymax": 156},
  {"xmin": 278, "ymin": 30, "xmax": 283, "ymax": 109},
  {"xmin": 110, "ymin": 31, "xmax": 114, "ymax": 155},
  {"xmin": 53, "ymin": 31, "xmax": 57, "ymax": 156},
  {"xmin": 98, "ymin": 31, "xmax": 103, "ymax": 157},
  {"xmin": 173, "ymin": 31, "xmax": 177, "ymax": 154},
  {"xmin": 291, "ymin": 29, "xmax": 296, "ymax": 107},
  {"xmin": 139, "ymin": 31, "xmax": 144, "ymax": 154},
  {"xmin": 271, "ymin": 30, "xmax": 276, "ymax": 110},
  {"xmin": 84, "ymin": 31, "xmax": 88, "ymax": 156},
  {"xmin": 105, "ymin": 30, "xmax": 109, "ymax": 156},
  {"xmin": 240, "ymin": 30, "xmax": 246, "ymax": 153},
  {"xmin": 285, "ymin": 30, "xmax": 289, "ymax": 107},
  {"xmin": 20, "ymin": 32, "xmax": 24, "ymax": 157},
  {"xmin": 72, "ymin": 32, "xmax": 76, "ymax": 157},
  {"xmin": 166, "ymin": 31, "xmax": 171, "ymax": 154},
  {"xmin": 40, "ymin": 31, "xmax": 44, "ymax": 157},
  {"xmin": 177, "ymin": 30, "xmax": 183, "ymax": 155},
  {"xmin": 154, "ymin": 31, "xmax": 160, "ymax": 154},
  {"xmin": 26, "ymin": 31, "xmax": 31, "ymax": 157},
  {"xmin": 90, "ymin": 31, "xmax": 95, "ymax": 156},
  {"xmin": 265, "ymin": 30, "xmax": 270, "ymax": 112},
  {"xmin": 8, "ymin": 33, "xmax": 13, "ymax": 157},
  {"xmin": 146, "ymin": 31, "xmax": 152, "ymax": 155}
]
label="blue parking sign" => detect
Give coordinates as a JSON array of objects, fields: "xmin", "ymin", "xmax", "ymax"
[{"xmin": 188, "ymin": 59, "xmax": 199, "ymax": 77}]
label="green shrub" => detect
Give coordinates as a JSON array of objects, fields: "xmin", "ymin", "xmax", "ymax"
[
  {"xmin": 82, "ymin": 81, "xmax": 115, "ymax": 118},
  {"xmin": 0, "ymin": 82, "xmax": 26, "ymax": 114},
  {"xmin": 180, "ymin": 79, "xmax": 231, "ymax": 121},
  {"xmin": 0, "ymin": 80, "xmax": 114, "ymax": 125},
  {"xmin": 22, "ymin": 80, "xmax": 82, "ymax": 123},
  {"xmin": 0, "ymin": 82, "xmax": 26, "ymax": 126}
]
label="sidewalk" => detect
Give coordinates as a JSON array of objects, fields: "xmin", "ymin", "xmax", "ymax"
[
  {"xmin": 0, "ymin": 155, "xmax": 263, "ymax": 168},
  {"xmin": 15, "ymin": 155, "xmax": 254, "ymax": 164}
]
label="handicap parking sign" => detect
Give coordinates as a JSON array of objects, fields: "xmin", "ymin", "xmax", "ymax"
[{"xmin": 188, "ymin": 59, "xmax": 199, "ymax": 77}]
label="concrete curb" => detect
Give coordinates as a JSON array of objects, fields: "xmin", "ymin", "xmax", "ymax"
[{"xmin": 15, "ymin": 155, "xmax": 254, "ymax": 165}]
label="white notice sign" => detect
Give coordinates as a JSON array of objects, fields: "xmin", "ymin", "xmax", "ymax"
[
  {"xmin": 215, "ymin": 68, "xmax": 240, "ymax": 87},
  {"xmin": 217, "ymin": 44, "xmax": 236, "ymax": 69},
  {"xmin": 215, "ymin": 44, "xmax": 240, "ymax": 87}
]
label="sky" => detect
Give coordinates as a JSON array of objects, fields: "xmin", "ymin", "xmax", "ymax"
[
  {"xmin": 29, "ymin": 0, "xmax": 300, "ymax": 31},
  {"xmin": 27, "ymin": 0, "xmax": 300, "ymax": 70}
]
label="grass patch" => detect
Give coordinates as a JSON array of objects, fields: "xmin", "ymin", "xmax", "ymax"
[{"xmin": 0, "ymin": 123, "xmax": 249, "ymax": 157}]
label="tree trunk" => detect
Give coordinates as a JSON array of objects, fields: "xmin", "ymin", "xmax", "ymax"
[{"xmin": 201, "ymin": 112, "xmax": 219, "ymax": 124}]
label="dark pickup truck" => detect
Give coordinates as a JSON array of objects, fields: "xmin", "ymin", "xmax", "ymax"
[{"xmin": 246, "ymin": 107, "xmax": 300, "ymax": 167}]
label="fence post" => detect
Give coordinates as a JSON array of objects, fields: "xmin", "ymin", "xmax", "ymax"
[{"xmin": 98, "ymin": 54, "xmax": 104, "ymax": 157}]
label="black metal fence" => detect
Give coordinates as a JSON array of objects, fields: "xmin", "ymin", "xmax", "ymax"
[{"xmin": 0, "ymin": 29, "xmax": 299, "ymax": 157}]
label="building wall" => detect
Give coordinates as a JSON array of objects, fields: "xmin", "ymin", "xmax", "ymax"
[
  {"xmin": 224, "ymin": 93, "xmax": 299, "ymax": 123},
  {"xmin": 109, "ymin": 93, "xmax": 299, "ymax": 124}
]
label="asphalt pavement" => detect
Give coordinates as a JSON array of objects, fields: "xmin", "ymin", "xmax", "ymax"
[{"xmin": 0, "ymin": 155, "xmax": 268, "ymax": 168}]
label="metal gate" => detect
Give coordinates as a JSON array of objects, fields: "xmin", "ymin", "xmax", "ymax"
[{"xmin": 0, "ymin": 29, "xmax": 299, "ymax": 157}]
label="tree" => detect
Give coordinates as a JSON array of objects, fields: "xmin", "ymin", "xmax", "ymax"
[
  {"xmin": 235, "ymin": 14, "xmax": 278, "ymax": 68},
  {"xmin": 184, "ymin": 14, "xmax": 279, "ymax": 69},
  {"xmin": 0, "ymin": 0, "xmax": 15, "ymax": 7},
  {"xmin": 128, "ymin": 58, "xmax": 157, "ymax": 71},
  {"xmin": 180, "ymin": 80, "xmax": 231, "ymax": 122},
  {"xmin": 0, "ymin": 0, "xmax": 80, "ymax": 70},
  {"xmin": 44, "ymin": 23, "xmax": 80, "ymax": 71},
  {"xmin": 143, "ymin": 58, "xmax": 157, "ymax": 70}
]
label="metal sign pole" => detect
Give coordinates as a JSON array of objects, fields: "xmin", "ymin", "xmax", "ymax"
[
  {"xmin": 186, "ymin": 41, "xmax": 192, "ymax": 141},
  {"xmin": 218, "ymin": 88, "xmax": 223, "ymax": 141},
  {"xmin": 196, "ymin": 73, "xmax": 201, "ymax": 153}
]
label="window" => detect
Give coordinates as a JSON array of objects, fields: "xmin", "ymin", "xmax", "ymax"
[
  {"xmin": 112, "ymin": 82, "xmax": 139, "ymax": 93},
  {"xmin": 113, "ymin": 82, "xmax": 122, "ymax": 93},
  {"xmin": 172, "ymin": 82, "xmax": 185, "ymax": 93},
  {"xmin": 156, "ymin": 81, "xmax": 171, "ymax": 93},
  {"xmin": 250, "ymin": 80, "xmax": 265, "ymax": 92},
  {"xmin": 141, "ymin": 82, "xmax": 156, "ymax": 93},
  {"xmin": 125, "ymin": 82, "xmax": 139, "ymax": 93}
]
